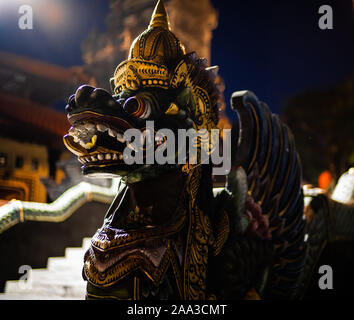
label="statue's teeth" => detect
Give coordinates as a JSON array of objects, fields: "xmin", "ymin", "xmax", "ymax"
[
  {"xmin": 105, "ymin": 154, "xmax": 112, "ymax": 160},
  {"xmin": 84, "ymin": 122, "xmax": 95, "ymax": 130},
  {"xmin": 97, "ymin": 154, "xmax": 104, "ymax": 160},
  {"xmin": 126, "ymin": 143, "xmax": 136, "ymax": 151},
  {"xmin": 108, "ymin": 128, "xmax": 117, "ymax": 138},
  {"xmin": 117, "ymin": 132, "xmax": 124, "ymax": 143},
  {"xmin": 155, "ymin": 135, "xmax": 163, "ymax": 144},
  {"xmin": 112, "ymin": 154, "xmax": 118, "ymax": 160},
  {"xmin": 75, "ymin": 124, "xmax": 85, "ymax": 132},
  {"xmin": 91, "ymin": 155, "xmax": 98, "ymax": 162},
  {"xmin": 68, "ymin": 127, "xmax": 77, "ymax": 136},
  {"xmin": 97, "ymin": 124, "xmax": 108, "ymax": 132}
]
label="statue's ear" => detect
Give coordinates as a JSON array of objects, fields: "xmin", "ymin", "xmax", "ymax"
[
  {"xmin": 173, "ymin": 87, "xmax": 195, "ymax": 115},
  {"xmin": 170, "ymin": 60, "xmax": 188, "ymax": 88}
]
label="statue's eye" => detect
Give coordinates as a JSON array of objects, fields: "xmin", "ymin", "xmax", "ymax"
[{"xmin": 123, "ymin": 94, "xmax": 153, "ymax": 119}]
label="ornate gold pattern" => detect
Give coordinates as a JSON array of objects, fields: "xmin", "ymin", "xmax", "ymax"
[
  {"xmin": 113, "ymin": 59, "xmax": 171, "ymax": 93},
  {"xmin": 84, "ymin": 179, "xmax": 188, "ymax": 295},
  {"xmin": 128, "ymin": 0, "xmax": 185, "ymax": 65},
  {"xmin": 84, "ymin": 247, "xmax": 170, "ymax": 288},
  {"xmin": 148, "ymin": 0, "xmax": 171, "ymax": 30},
  {"xmin": 112, "ymin": 0, "xmax": 185, "ymax": 93},
  {"xmin": 133, "ymin": 276, "xmax": 140, "ymax": 300},
  {"xmin": 84, "ymin": 237, "xmax": 185, "ymax": 298},
  {"xmin": 91, "ymin": 214, "xmax": 185, "ymax": 251},
  {"xmin": 212, "ymin": 210, "xmax": 230, "ymax": 256},
  {"xmin": 111, "ymin": 0, "xmax": 219, "ymax": 148},
  {"xmin": 183, "ymin": 167, "xmax": 215, "ymax": 300}
]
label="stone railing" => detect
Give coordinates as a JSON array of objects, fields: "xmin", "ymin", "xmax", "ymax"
[{"xmin": 0, "ymin": 179, "xmax": 122, "ymax": 235}]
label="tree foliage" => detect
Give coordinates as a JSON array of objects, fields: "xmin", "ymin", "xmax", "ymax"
[{"xmin": 281, "ymin": 77, "xmax": 354, "ymax": 185}]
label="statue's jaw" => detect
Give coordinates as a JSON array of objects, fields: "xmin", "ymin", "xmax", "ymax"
[{"xmin": 63, "ymin": 111, "xmax": 167, "ymax": 179}]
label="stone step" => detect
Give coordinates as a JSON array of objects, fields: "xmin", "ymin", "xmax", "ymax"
[
  {"xmin": 0, "ymin": 293, "xmax": 79, "ymax": 300},
  {"xmin": 4, "ymin": 288, "xmax": 85, "ymax": 299},
  {"xmin": 64, "ymin": 247, "xmax": 86, "ymax": 261},
  {"xmin": 47, "ymin": 252, "xmax": 84, "ymax": 270},
  {"xmin": 82, "ymin": 238, "xmax": 92, "ymax": 249},
  {"xmin": 47, "ymin": 257, "xmax": 73, "ymax": 271},
  {"xmin": 30, "ymin": 268, "xmax": 83, "ymax": 283},
  {"xmin": 47, "ymin": 238, "xmax": 90, "ymax": 270},
  {"xmin": 4, "ymin": 278, "xmax": 86, "ymax": 298},
  {"xmin": 0, "ymin": 237, "xmax": 91, "ymax": 300},
  {"xmin": 4, "ymin": 266, "xmax": 87, "ymax": 296}
]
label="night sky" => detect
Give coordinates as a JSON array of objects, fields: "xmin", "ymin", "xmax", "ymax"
[
  {"xmin": 0, "ymin": 0, "xmax": 353, "ymax": 117},
  {"xmin": 211, "ymin": 0, "xmax": 354, "ymax": 119}
]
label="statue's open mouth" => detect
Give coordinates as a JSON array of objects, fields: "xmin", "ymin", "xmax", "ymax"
[{"xmin": 63, "ymin": 111, "xmax": 165, "ymax": 172}]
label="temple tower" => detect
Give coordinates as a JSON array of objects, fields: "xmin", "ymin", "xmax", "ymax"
[{"xmin": 81, "ymin": 0, "xmax": 218, "ymax": 88}]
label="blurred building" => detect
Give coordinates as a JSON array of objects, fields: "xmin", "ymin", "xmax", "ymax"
[
  {"xmin": 0, "ymin": 51, "xmax": 88, "ymax": 203},
  {"xmin": 81, "ymin": 0, "xmax": 218, "ymax": 88},
  {"xmin": 0, "ymin": 0, "xmax": 224, "ymax": 203}
]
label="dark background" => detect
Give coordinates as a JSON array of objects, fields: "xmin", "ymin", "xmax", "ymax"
[
  {"xmin": 0, "ymin": 0, "xmax": 352, "ymax": 117},
  {"xmin": 0, "ymin": 0, "xmax": 353, "ymax": 300},
  {"xmin": 210, "ymin": 0, "xmax": 354, "ymax": 119}
]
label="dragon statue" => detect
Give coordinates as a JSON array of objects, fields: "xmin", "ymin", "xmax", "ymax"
[{"xmin": 62, "ymin": 0, "xmax": 354, "ymax": 300}]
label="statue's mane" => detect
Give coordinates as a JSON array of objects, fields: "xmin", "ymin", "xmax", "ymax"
[{"xmin": 183, "ymin": 52, "xmax": 220, "ymax": 125}]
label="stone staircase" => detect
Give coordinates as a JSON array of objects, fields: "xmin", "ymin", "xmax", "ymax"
[{"xmin": 0, "ymin": 238, "xmax": 91, "ymax": 300}]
